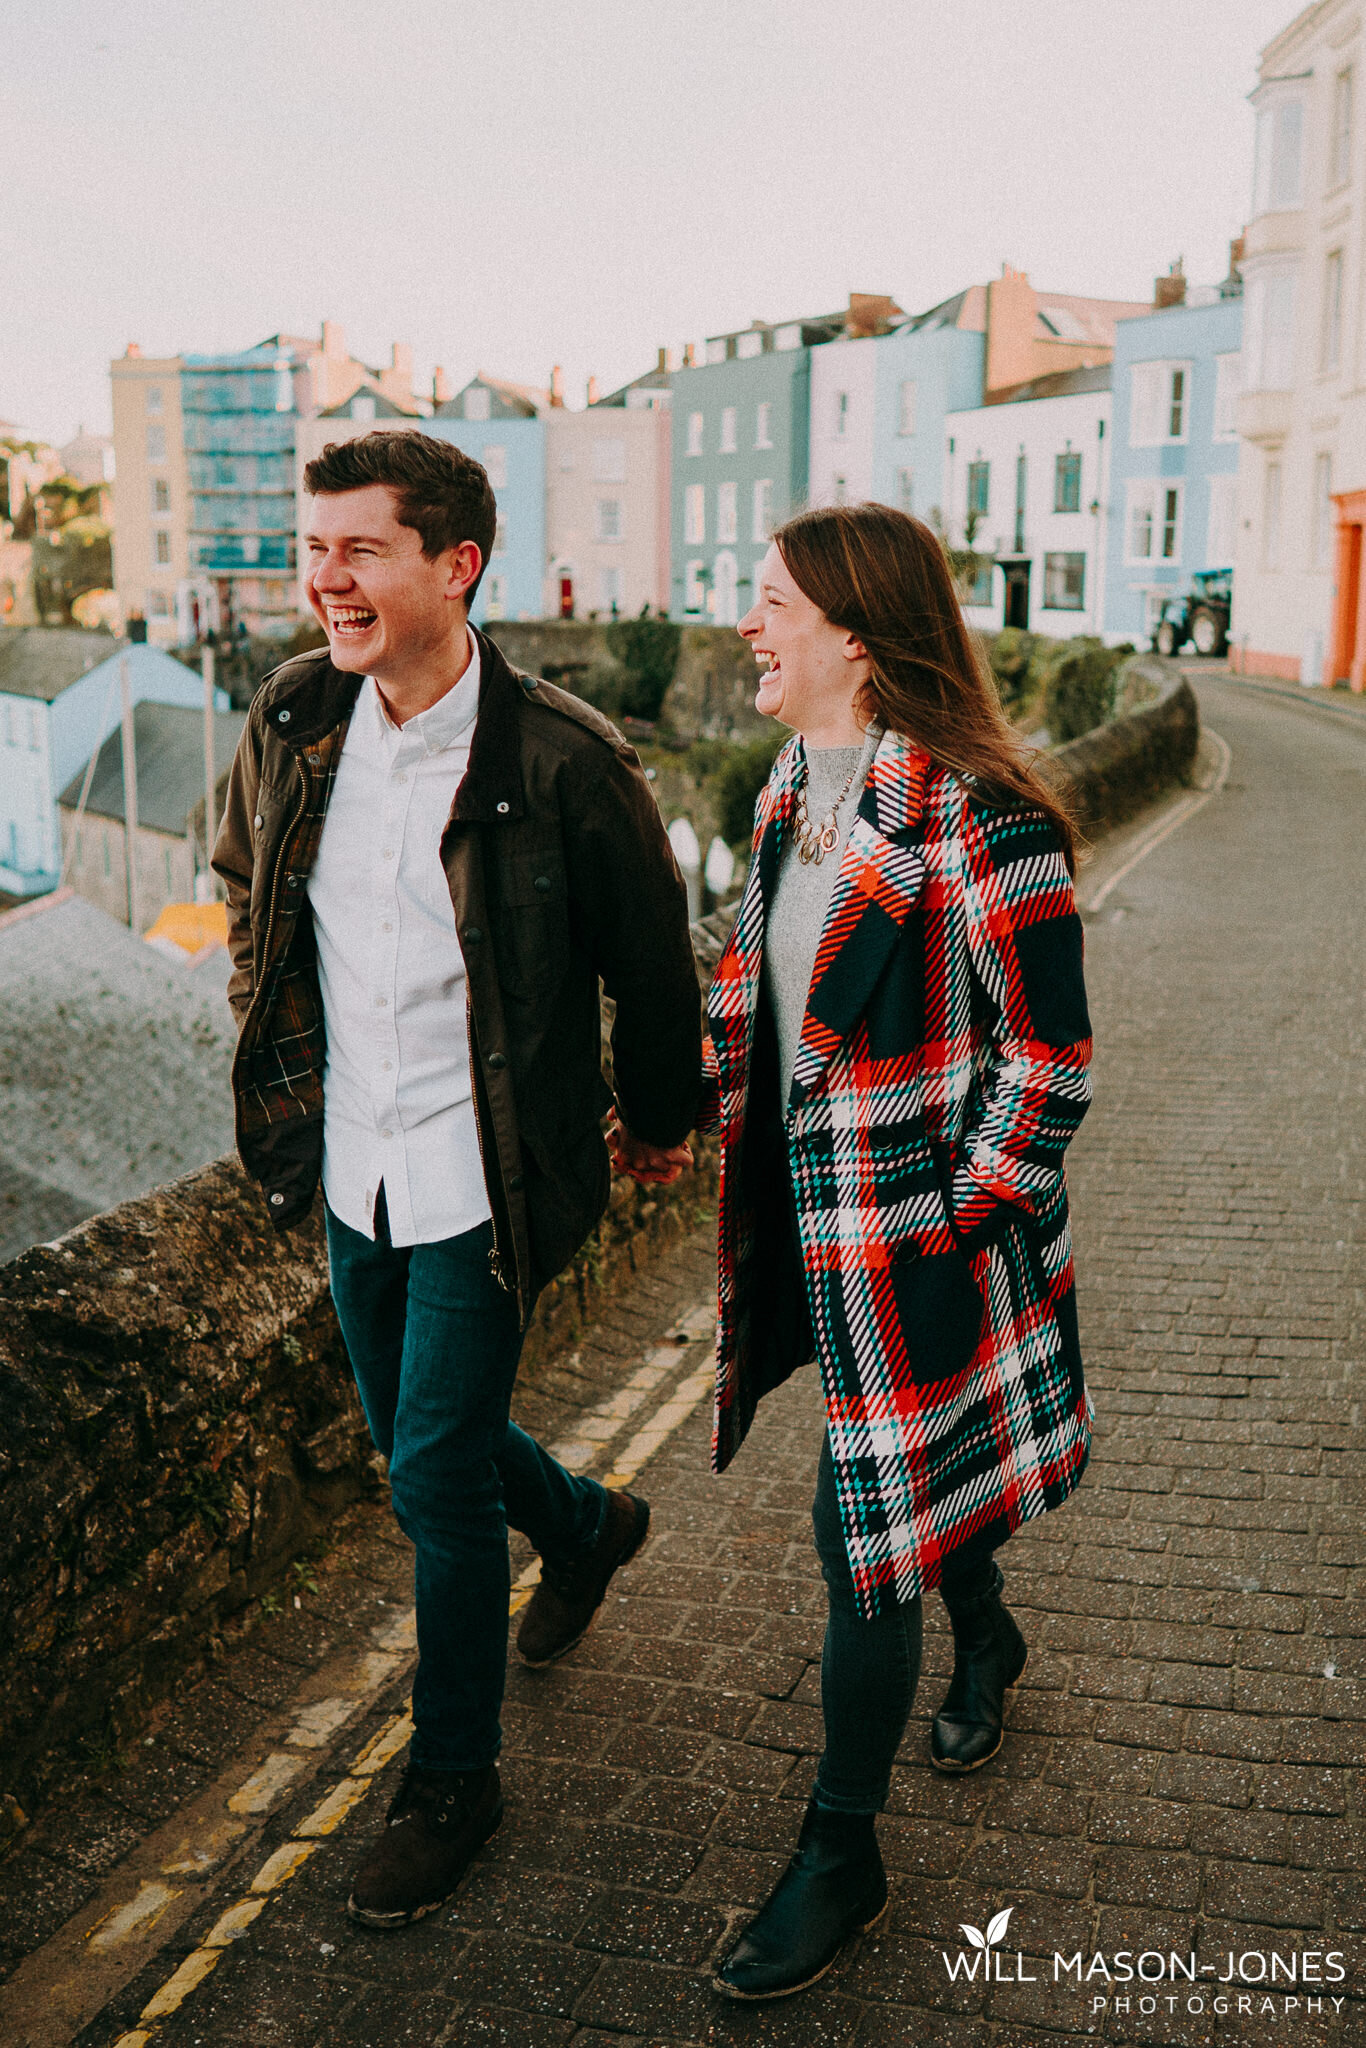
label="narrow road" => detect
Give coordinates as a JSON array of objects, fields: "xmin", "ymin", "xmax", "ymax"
[{"xmin": 6, "ymin": 675, "xmax": 1364, "ymax": 2048}]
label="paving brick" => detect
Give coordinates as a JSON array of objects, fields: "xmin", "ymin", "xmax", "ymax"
[
  {"xmin": 1093, "ymin": 1848, "xmax": 1201, "ymax": 1910},
  {"xmin": 451, "ymin": 1930, "xmax": 602, "ymax": 2016}
]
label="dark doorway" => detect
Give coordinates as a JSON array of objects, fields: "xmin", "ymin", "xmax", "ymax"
[
  {"xmin": 559, "ymin": 575, "xmax": 574, "ymax": 619},
  {"xmin": 1002, "ymin": 561, "xmax": 1031, "ymax": 629}
]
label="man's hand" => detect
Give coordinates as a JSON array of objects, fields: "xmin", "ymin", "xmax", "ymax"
[{"xmin": 607, "ymin": 1114, "xmax": 694, "ymax": 1186}]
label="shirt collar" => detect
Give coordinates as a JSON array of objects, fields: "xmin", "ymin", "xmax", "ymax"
[{"xmin": 366, "ymin": 629, "xmax": 482, "ymax": 756}]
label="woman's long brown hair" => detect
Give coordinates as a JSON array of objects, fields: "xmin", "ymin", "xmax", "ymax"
[{"xmin": 773, "ymin": 503, "xmax": 1080, "ymax": 873}]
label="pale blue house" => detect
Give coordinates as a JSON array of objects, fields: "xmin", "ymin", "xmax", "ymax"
[
  {"xmin": 428, "ymin": 377, "xmax": 547, "ymax": 624},
  {"xmin": 870, "ymin": 294, "xmax": 988, "ymax": 529},
  {"xmin": 0, "ymin": 630, "xmax": 227, "ymax": 895},
  {"xmin": 1103, "ymin": 285, "xmax": 1243, "ymax": 646}
]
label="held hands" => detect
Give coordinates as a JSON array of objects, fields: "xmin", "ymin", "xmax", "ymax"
[{"xmin": 606, "ymin": 1113, "xmax": 694, "ymax": 1187}]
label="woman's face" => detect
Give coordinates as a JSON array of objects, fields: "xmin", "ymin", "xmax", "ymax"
[{"xmin": 738, "ymin": 543, "xmax": 869, "ymax": 741}]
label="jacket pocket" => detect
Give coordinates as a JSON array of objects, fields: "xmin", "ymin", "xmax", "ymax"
[
  {"xmin": 888, "ymin": 1245, "xmax": 986, "ymax": 1386},
  {"xmin": 492, "ymin": 845, "xmax": 570, "ymax": 1001}
]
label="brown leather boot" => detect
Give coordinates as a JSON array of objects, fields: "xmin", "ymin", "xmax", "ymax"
[
  {"xmin": 516, "ymin": 1489, "xmax": 650, "ymax": 1667},
  {"xmin": 347, "ymin": 1762, "xmax": 502, "ymax": 1927}
]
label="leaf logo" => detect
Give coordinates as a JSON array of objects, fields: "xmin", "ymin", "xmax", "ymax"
[{"xmin": 959, "ymin": 1906, "xmax": 1013, "ymax": 1951}]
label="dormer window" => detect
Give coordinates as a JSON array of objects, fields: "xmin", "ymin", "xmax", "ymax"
[{"xmin": 464, "ymin": 386, "xmax": 491, "ymax": 421}]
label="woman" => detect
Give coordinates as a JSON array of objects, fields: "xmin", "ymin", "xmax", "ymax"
[{"xmin": 699, "ymin": 504, "xmax": 1093, "ymax": 2001}]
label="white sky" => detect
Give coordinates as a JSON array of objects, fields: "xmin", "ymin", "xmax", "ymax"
[{"xmin": 3, "ymin": 0, "xmax": 1301, "ymax": 443}]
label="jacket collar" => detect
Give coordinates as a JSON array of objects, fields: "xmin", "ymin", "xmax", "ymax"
[{"xmin": 259, "ymin": 628, "xmax": 530, "ymax": 822}]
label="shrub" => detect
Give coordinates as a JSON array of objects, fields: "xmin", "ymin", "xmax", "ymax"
[
  {"xmin": 986, "ymin": 628, "xmax": 1049, "ymax": 714},
  {"xmin": 1042, "ymin": 638, "xmax": 1128, "ymax": 744},
  {"xmin": 604, "ymin": 612, "xmax": 683, "ymax": 722},
  {"xmin": 714, "ymin": 732, "xmax": 786, "ymax": 846}
]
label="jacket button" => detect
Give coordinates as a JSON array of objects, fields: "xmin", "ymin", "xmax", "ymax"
[
  {"xmin": 463, "ymin": 926, "xmax": 483, "ymax": 944},
  {"xmin": 278, "ymin": 708, "xmax": 291, "ymax": 724},
  {"xmin": 496, "ymin": 801, "xmax": 510, "ymax": 814},
  {"xmin": 254, "ymin": 814, "xmax": 263, "ymax": 829},
  {"xmin": 487, "ymin": 1051, "xmax": 507, "ymax": 1070},
  {"xmin": 508, "ymin": 1173, "xmax": 524, "ymax": 1192},
  {"xmin": 269, "ymin": 1192, "xmax": 285, "ymax": 1206},
  {"xmin": 533, "ymin": 875, "xmax": 552, "ymax": 893}
]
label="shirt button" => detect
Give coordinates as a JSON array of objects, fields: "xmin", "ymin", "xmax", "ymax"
[
  {"xmin": 396, "ymin": 773, "xmax": 408, "ymax": 784},
  {"xmin": 381, "ymin": 921, "xmax": 393, "ymax": 933},
  {"xmin": 533, "ymin": 875, "xmax": 552, "ymax": 893},
  {"xmin": 381, "ymin": 1059, "xmax": 393, "ymax": 1071},
  {"xmin": 487, "ymin": 1051, "xmax": 508, "ymax": 1070},
  {"xmin": 382, "ymin": 848, "xmax": 395, "ymax": 859},
  {"xmin": 381, "ymin": 1128, "xmax": 393, "ymax": 1140},
  {"xmin": 375, "ymin": 995, "xmax": 387, "ymax": 1007}
]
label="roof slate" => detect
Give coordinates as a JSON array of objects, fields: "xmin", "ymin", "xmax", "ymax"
[
  {"xmin": 0, "ymin": 628, "xmax": 126, "ymax": 704},
  {"xmin": 59, "ymin": 703, "xmax": 247, "ymax": 835},
  {"xmin": 0, "ymin": 892, "xmax": 235, "ymax": 1266}
]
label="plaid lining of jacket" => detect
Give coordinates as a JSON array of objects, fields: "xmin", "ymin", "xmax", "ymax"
[
  {"xmin": 698, "ymin": 727, "xmax": 1094, "ymax": 1620},
  {"xmin": 232, "ymin": 720, "xmax": 351, "ymax": 1164}
]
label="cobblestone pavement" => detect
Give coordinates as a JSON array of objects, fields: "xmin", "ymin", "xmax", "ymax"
[{"xmin": 7, "ymin": 674, "xmax": 1365, "ymax": 2047}]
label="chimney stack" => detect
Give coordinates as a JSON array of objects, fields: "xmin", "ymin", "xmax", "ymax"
[
  {"xmin": 322, "ymin": 320, "xmax": 346, "ymax": 358},
  {"xmin": 433, "ymin": 365, "xmax": 452, "ymax": 406},
  {"xmin": 586, "ymin": 375, "xmax": 600, "ymax": 407},
  {"xmin": 391, "ymin": 341, "xmax": 412, "ymax": 376},
  {"xmin": 125, "ymin": 343, "xmax": 142, "ymax": 358},
  {"xmin": 1154, "ymin": 259, "xmax": 1187, "ymax": 310},
  {"xmin": 657, "ymin": 346, "xmax": 668, "ymax": 372},
  {"xmin": 549, "ymin": 364, "xmax": 565, "ymax": 407},
  {"xmin": 682, "ymin": 342, "xmax": 697, "ymax": 368}
]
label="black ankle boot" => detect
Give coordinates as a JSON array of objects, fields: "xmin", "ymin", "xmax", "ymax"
[
  {"xmin": 930, "ymin": 1563, "xmax": 1027, "ymax": 1773},
  {"xmin": 712, "ymin": 1799, "xmax": 888, "ymax": 2000}
]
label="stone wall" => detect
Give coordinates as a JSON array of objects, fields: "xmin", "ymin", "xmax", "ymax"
[
  {"xmin": 0, "ymin": 921, "xmax": 732, "ymax": 1815},
  {"xmin": 484, "ymin": 620, "xmax": 762, "ymax": 744},
  {"xmin": 1041, "ymin": 654, "xmax": 1200, "ymax": 831}
]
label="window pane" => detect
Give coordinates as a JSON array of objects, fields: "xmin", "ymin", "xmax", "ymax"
[
  {"xmin": 592, "ymin": 437, "xmax": 625, "ymax": 482},
  {"xmin": 719, "ymin": 407, "xmax": 737, "ymax": 453},
  {"xmin": 1054, "ymin": 453, "xmax": 1081, "ymax": 514},
  {"xmin": 686, "ymin": 411, "xmax": 704, "ymax": 456},
  {"xmin": 967, "ymin": 461, "xmax": 990, "ymax": 515},
  {"xmin": 1169, "ymin": 368, "xmax": 1185, "ymax": 439},
  {"xmin": 752, "ymin": 478, "xmax": 773, "ymax": 543},
  {"xmin": 717, "ymin": 481, "xmax": 738, "ymax": 543},
  {"xmin": 898, "ymin": 380, "xmax": 916, "ymax": 436},
  {"xmin": 896, "ymin": 466, "xmax": 914, "ymax": 514},
  {"xmin": 684, "ymin": 483, "xmax": 705, "ymax": 545},
  {"xmin": 1270, "ymin": 100, "xmax": 1304, "ymax": 208},
  {"xmin": 1213, "ymin": 354, "xmax": 1242, "ymax": 438},
  {"xmin": 1161, "ymin": 488, "xmax": 1179, "ymax": 558},
  {"xmin": 755, "ymin": 401, "xmax": 773, "ymax": 448},
  {"xmin": 481, "ymin": 444, "xmax": 508, "ymax": 488},
  {"xmin": 1043, "ymin": 552, "xmax": 1086, "ymax": 609}
]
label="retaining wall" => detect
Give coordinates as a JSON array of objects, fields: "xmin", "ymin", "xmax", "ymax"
[{"xmin": 1041, "ymin": 653, "xmax": 1199, "ymax": 831}]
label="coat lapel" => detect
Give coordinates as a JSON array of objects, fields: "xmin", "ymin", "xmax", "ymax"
[{"xmin": 789, "ymin": 730, "xmax": 931, "ymax": 1107}]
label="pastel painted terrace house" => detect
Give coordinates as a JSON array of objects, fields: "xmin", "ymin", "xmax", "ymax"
[
  {"xmin": 428, "ymin": 375, "xmax": 548, "ymax": 625},
  {"xmin": 1231, "ymin": 0, "xmax": 1366, "ymax": 687},
  {"xmin": 544, "ymin": 354, "xmax": 673, "ymax": 620}
]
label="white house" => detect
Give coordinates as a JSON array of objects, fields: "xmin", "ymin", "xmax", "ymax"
[
  {"xmin": 0, "ymin": 629, "xmax": 227, "ymax": 897},
  {"xmin": 944, "ymin": 368, "xmax": 1112, "ymax": 637},
  {"xmin": 1233, "ymin": 0, "xmax": 1366, "ymax": 687}
]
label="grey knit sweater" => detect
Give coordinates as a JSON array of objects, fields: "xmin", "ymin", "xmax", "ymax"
[{"xmin": 763, "ymin": 726, "xmax": 881, "ymax": 1108}]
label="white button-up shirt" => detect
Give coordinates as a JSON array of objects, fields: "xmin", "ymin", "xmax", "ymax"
[{"xmin": 306, "ymin": 634, "xmax": 490, "ymax": 1246}]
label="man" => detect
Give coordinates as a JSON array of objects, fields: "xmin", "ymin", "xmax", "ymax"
[{"xmin": 214, "ymin": 430, "xmax": 699, "ymax": 1928}]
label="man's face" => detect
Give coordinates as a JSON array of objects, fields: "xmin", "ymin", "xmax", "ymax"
[{"xmin": 304, "ymin": 485, "xmax": 474, "ymax": 677}]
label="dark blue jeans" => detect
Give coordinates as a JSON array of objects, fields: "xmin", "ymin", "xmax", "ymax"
[
  {"xmin": 325, "ymin": 1194, "xmax": 610, "ymax": 1773},
  {"xmin": 811, "ymin": 1434, "xmax": 1000, "ymax": 1813}
]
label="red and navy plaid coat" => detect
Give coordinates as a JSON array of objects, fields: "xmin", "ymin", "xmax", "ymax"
[{"xmin": 698, "ymin": 728, "xmax": 1094, "ymax": 1620}]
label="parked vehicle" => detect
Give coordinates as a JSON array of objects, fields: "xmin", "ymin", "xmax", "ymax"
[{"xmin": 1153, "ymin": 569, "xmax": 1232, "ymax": 658}]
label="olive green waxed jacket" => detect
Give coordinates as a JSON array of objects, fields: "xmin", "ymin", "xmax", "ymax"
[{"xmin": 213, "ymin": 630, "xmax": 702, "ymax": 1326}]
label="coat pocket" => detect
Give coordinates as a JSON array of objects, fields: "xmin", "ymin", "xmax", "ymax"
[{"xmin": 888, "ymin": 1246, "xmax": 987, "ymax": 1386}]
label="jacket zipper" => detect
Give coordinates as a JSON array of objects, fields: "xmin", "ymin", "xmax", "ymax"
[{"xmin": 465, "ymin": 993, "xmax": 517, "ymax": 1303}]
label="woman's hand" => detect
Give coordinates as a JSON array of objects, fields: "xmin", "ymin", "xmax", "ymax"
[{"xmin": 607, "ymin": 1114, "xmax": 694, "ymax": 1186}]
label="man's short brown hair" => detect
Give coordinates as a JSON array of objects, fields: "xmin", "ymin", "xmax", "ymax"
[{"xmin": 303, "ymin": 430, "xmax": 497, "ymax": 598}]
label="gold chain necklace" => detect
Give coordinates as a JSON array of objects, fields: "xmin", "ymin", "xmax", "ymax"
[{"xmin": 792, "ymin": 755, "xmax": 862, "ymax": 866}]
